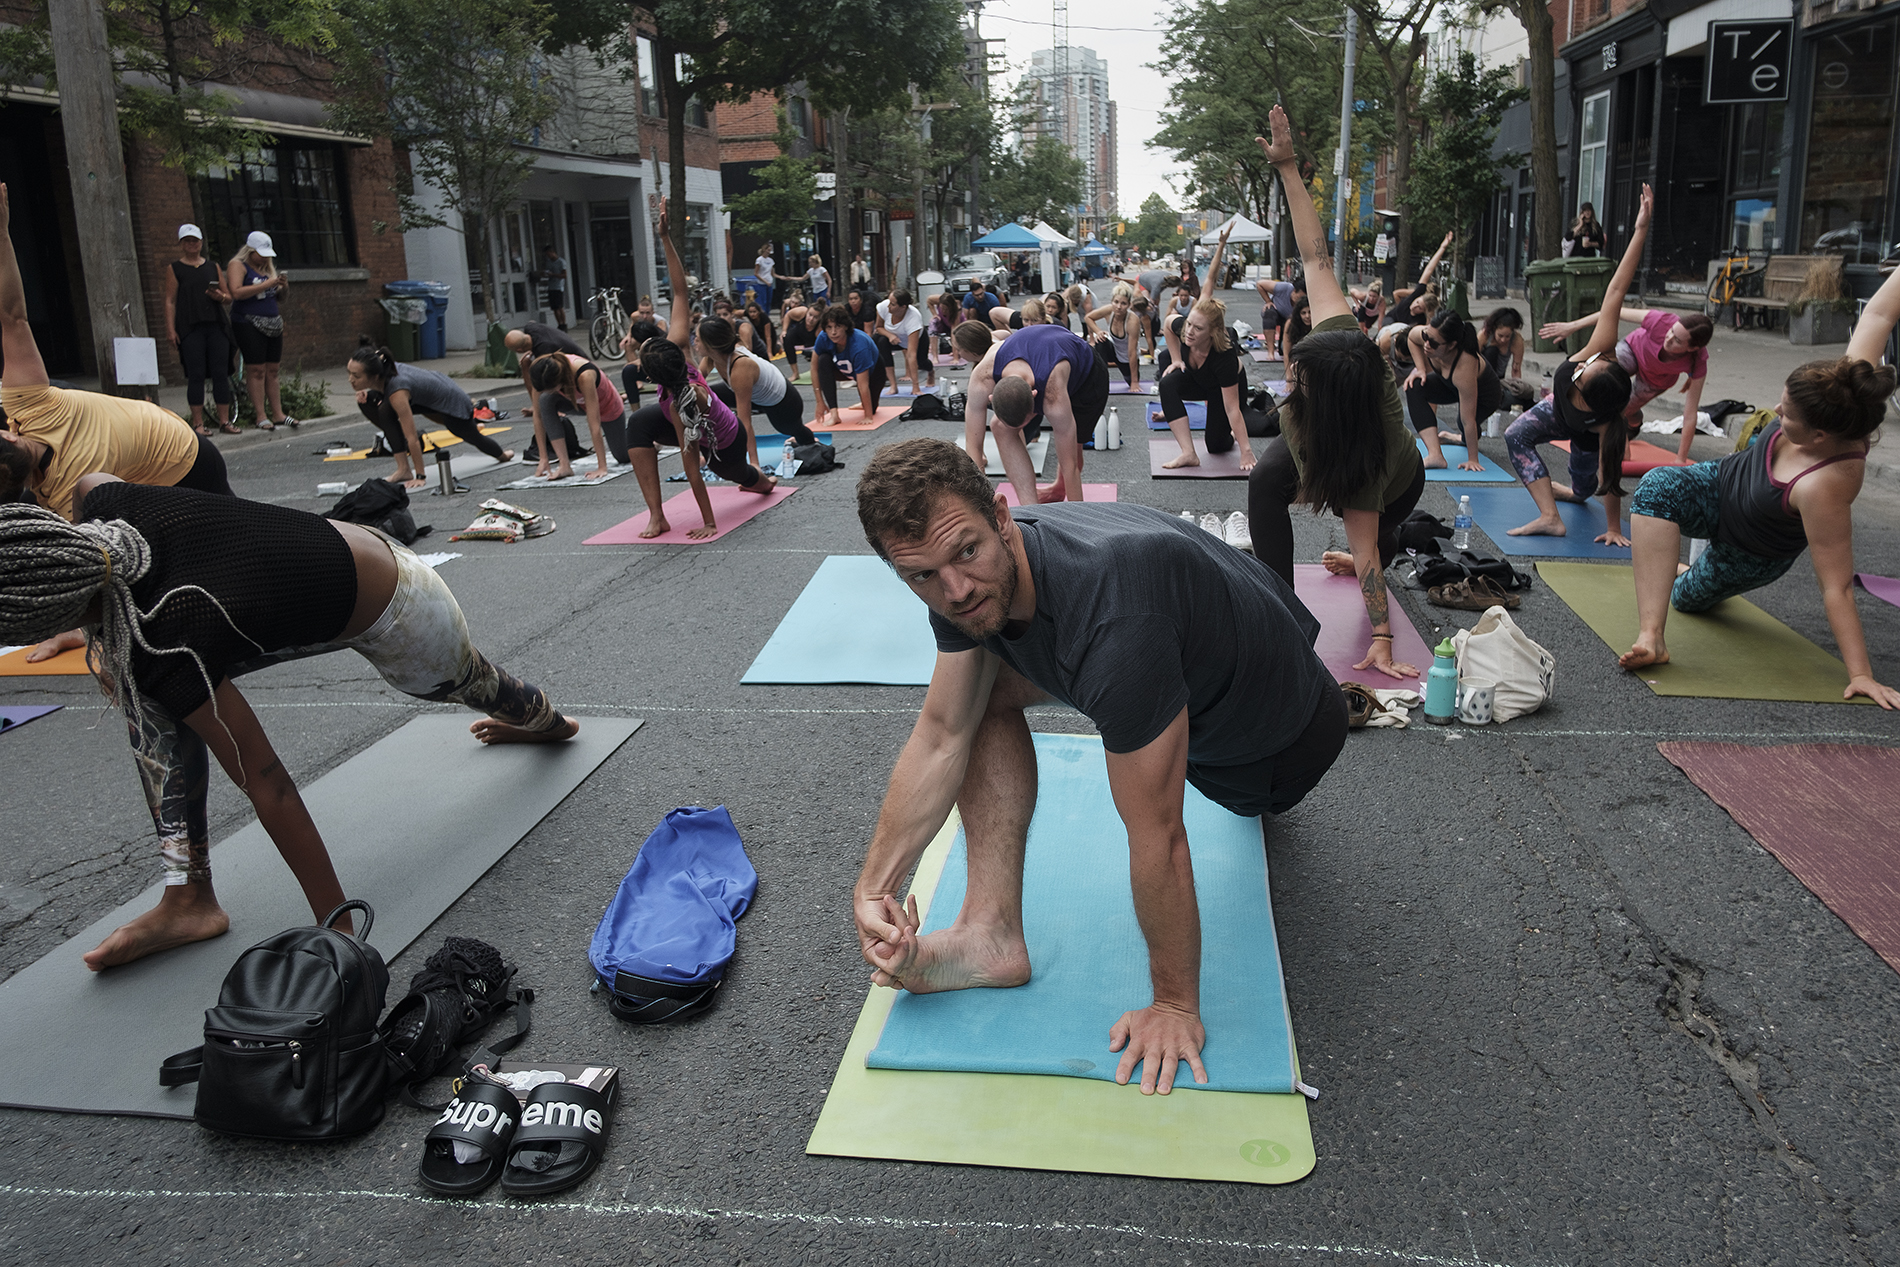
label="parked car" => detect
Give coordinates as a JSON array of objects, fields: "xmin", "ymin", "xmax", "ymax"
[{"xmin": 943, "ymin": 251, "xmax": 1010, "ymax": 295}]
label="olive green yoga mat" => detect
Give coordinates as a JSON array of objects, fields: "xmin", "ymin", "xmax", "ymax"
[
  {"xmin": 1536, "ymin": 561, "xmax": 1870, "ymax": 703},
  {"xmin": 806, "ymin": 814, "xmax": 1316, "ymax": 1183}
]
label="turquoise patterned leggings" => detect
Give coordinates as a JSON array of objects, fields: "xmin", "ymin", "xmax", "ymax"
[{"xmin": 1629, "ymin": 463, "xmax": 1796, "ymax": 613}]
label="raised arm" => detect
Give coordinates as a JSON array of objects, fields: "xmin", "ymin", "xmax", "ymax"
[
  {"xmin": 1575, "ymin": 184, "xmax": 1652, "ymax": 362},
  {"xmin": 655, "ymin": 200, "xmax": 692, "ymax": 349},
  {"xmin": 1255, "ymin": 108, "xmax": 1351, "ymax": 325},
  {"xmin": 1204, "ymin": 221, "xmax": 1235, "ymax": 297},
  {"xmin": 1416, "ymin": 230, "xmax": 1454, "ymax": 290},
  {"xmin": 0, "ymin": 184, "xmax": 47, "ymax": 386},
  {"xmin": 1846, "ymin": 257, "xmax": 1900, "ymax": 364}
]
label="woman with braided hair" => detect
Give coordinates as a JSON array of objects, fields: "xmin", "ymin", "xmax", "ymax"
[{"xmin": 0, "ymin": 477, "xmax": 578, "ymax": 970}]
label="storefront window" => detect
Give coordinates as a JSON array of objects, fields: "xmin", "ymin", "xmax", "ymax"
[
  {"xmin": 195, "ymin": 142, "xmax": 354, "ymax": 267},
  {"xmin": 1577, "ymin": 91, "xmax": 1610, "ymax": 218},
  {"xmin": 1801, "ymin": 22, "xmax": 1897, "ymax": 258}
]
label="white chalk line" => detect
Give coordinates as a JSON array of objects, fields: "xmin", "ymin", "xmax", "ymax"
[{"xmin": 0, "ymin": 1183, "xmax": 1548, "ymax": 1266}]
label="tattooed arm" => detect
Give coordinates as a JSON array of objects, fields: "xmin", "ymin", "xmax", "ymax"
[
  {"xmin": 1255, "ymin": 107, "xmax": 1351, "ymax": 325},
  {"xmin": 1342, "ymin": 508, "xmax": 1418, "ymax": 680}
]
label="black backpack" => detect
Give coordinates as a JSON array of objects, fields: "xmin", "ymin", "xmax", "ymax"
[
  {"xmin": 898, "ymin": 393, "xmax": 950, "ymax": 421},
  {"xmin": 790, "ymin": 440, "xmax": 840, "ymax": 474},
  {"xmin": 326, "ymin": 478, "xmax": 429, "ymax": 545},
  {"xmin": 160, "ymin": 901, "xmax": 392, "ymax": 1140}
]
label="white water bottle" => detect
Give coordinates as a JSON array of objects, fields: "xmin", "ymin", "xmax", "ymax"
[
  {"xmin": 777, "ymin": 438, "xmax": 797, "ymax": 480},
  {"xmin": 1093, "ymin": 415, "xmax": 1108, "ymax": 451},
  {"xmin": 1107, "ymin": 406, "xmax": 1121, "ymax": 450},
  {"xmin": 1452, "ymin": 495, "xmax": 1473, "ymax": 552}
]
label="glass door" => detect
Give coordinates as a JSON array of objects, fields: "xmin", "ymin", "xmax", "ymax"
[{"xmin": 1577, "ymin": 90, "xmax": 1611, "ymax": 222}]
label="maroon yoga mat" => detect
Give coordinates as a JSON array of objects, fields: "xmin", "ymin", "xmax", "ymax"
[
  {"xmin": 1148, "ymin": 437, "xmax": 1249, "ymax": 478},
  {"xmin": 1660, "ymin": 742, "xmax": 1900, "ymax": 975},
  {"xmin": 1294, "ymin": 564, "xmax": 1433, "ymax": 686}
]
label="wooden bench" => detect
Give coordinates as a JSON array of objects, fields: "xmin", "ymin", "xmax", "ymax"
[{"xmin": 1731, "ymin": 254, "xmax": 1843, "ymax": 315}]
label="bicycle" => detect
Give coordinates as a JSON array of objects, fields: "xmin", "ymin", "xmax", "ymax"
[
  {"xmin": 588, "ymin": 286, "xmax": 628, "ymax": 362},
  {"xmin": 1706, "ymin": 249, "xmax": 1764, "ymax": 327}
]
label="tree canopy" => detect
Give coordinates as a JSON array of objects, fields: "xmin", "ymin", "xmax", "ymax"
[
  {"xmin": 1406, "ymin": 50, "xmax": 1524, "ymax": 260},
  {"xmin": 985, "ymin": 135, "xmax": 1086, "ymax": 236}
]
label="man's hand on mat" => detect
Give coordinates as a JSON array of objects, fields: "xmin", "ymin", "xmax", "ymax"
[
  {"xmin": 1109, "ymin": 1002, "xmax": 1207, "ymax": 1095},
  {"xmin": 25, "ymin": 628, "xmax": 85, "ymax": 662},
  {"xmin": 1845, "ymin": 675, "xmax": 1900, "ymax": 709}
]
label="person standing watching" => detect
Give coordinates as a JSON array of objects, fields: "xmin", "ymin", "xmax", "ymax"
[
  {"xmin": 752, "ymin": 244, "xmax": 777, "ymax": 311},
  {"xmin": 165, "ymin": 223, "xmax": 235, "ymax": 436},
  {"xmin": 540, "ymin": 243, "xmax": 570, "ymax": 330},
  {"xmin": 1567, "ymin": 205, "xmax": 1608, "ymax": 259},
  {"xmin": 226, "ymin": 231, "xmax": 294, "ymax": 432}
]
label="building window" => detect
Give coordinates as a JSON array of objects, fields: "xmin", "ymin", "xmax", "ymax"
[
  {"xmin": 653, "ymin": 202, "xmax": 713, "ymax": 291},
  {"xmin": 637, "ymin": 36, "xmax": 663, "ymax": 117},
  {"xmin": 1800, "ymin": 22, "xmax": 1896, "ymax": 258},
  {"xmin": 1576, "ymin": 91, "xmax": 1610, "ymax": 220},
  {"xmin": 674, "ymin": 54, "xmax": 709, "ymax": 128},
  {"xmin": 195, "ymin": 141, "xmax": 353, "ymax": 268},
  {"xmin": 1727, "ymin": 101, "xmax": 1784, "ymax": 252}
]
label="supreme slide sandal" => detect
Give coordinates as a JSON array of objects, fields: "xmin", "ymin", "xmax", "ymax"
[
  {"xmin": 500, "ymin": 1080, "xmax": 617, "ymax": 1197},
  {"xmin": 419, "ymin": 1078, "xmax": 520, "ymax": 1196}
]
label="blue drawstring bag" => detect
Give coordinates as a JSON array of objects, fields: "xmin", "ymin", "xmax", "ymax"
[{"xmin": 589, "ymin": 806, "xmax": 757, "ymax": 1024}]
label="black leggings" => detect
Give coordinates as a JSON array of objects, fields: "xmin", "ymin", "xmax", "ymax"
[
  {"xmin": 1159, "ymin": 368, "xmax": 1239, "ymax": 454},
  {"xmin": 620, "ymin": 363, "xmax": 645, "ymax": 410},
  {"xmin": 178, "ymin": 324, "xmax": 232, "ymax": 407},
  {"xmin": 359, "ymin": 396, "xmax": 507, "ymax": 461},
  {"xmin": 815, "ymin": 356, "xmax": 888, "ymax": 414},
  {"xmin": 533, "ymin": 390, "xmax": 593, "ymax": 459},
  {"xmin": 1245, "ymin": 436, "xmax": 1428, "ymax": 588},
  {"xmin": 1092, "ymin": 333, "xmax": 1137, "ymax": 387},
  {"xmin": 1185, "ymin": 682, "xmax": 1348, "ymax": 819},
  {"xmin": 1403, "ymin": 371, "xmax": 1503, "ymax": 436},
  {"xmin": 710, "ymin": 383, "xmax": 815, "ymax": 445},
  {"xmin": 173, "ymin": 434, "xmax": 234, "ymax": 497},
  {"xmin": 622, "ymin": 403, "xmax": 765, "ymax": 488}
]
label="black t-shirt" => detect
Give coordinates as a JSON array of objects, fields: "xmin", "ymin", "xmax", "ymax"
[
  {"xmin": 521, "ymin": 322, "xmax": 584, "ymax": 359},
  {"xmin": 1164, "ymin": 314, "xmax": 1243, "ymax": 391},
  {"xmin": 81, "ymin": 483, "xmax": 358, "ymax": 720},
  {"xmin": 1551, "ymin": 359, "xmax": 1601, "ymax": 450},
  {"xmin": 929, "ymin": 503, "xmax": 1330, "ymax": 765}
]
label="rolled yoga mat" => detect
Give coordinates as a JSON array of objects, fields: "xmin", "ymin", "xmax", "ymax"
[
  {"xmin": 1415, "ymin": 438, "xmax": 1512, "ymax": 481},
  {"xmin": 1660, "ymin": 742, "xmax": 1900, "ymax": 974},
  {"xmin": 1536, "ymin": 560, "xmax": 1870, "ymax": 703},
  {"xmin": 0, "ymin": 714, "xmax": 643, "ymax": 1118},
  {"xmin": 1456, "ymin": 484, "xmax": 1632, "ymax": 559},
  {"xmin": 810, "ymin": 811, "xmax": 1314, "ymax": 1185},
  {"xmin": 1293, "ymin": 564, "xmax": 1433, "ymax": 683},
  {"xmin": 742, "ymin": 555, "xmax": 935, "ymax": 685}
]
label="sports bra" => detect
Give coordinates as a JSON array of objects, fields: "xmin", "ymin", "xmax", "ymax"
[{"xmin": 1715, "ymin": 424, "xmax": 1867, "ymax": 559}]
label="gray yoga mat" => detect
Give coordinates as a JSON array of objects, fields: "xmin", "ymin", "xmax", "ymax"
[{"xmin": 0, "ymin": 713, "xmax": 642, "ymax": 1119}]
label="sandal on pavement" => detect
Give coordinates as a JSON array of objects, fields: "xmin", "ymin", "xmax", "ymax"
[
  {"xmin": 1428, "ymin": 576, "xmax": 1520, "ymax": 612},
  {"xmin": 500, "ymin": 1079, "xmax": 616, "ymax": 1197},
  {"xmin": 420, "ymin": 1077, "xmax": 520, "ymax": 1196},
  {"xmin": 1341, "ymin": 681, "xmax": 1378, "ymax": 729},
  {"xmin": 218, "ymin": 422, "xmax": 242, "ymax": 434},
  {"xmin": 255, "ymin": 419, "xmax": 277, "ymax": 431}
]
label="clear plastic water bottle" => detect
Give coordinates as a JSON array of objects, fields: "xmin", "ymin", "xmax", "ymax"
[
  {"xmin": 1452, "ymin": 495, "xmax": 1473, "ymax": 552},
  {"xmin": 777, "ymin": 438, "xmax": 796, "ymax": 480}
]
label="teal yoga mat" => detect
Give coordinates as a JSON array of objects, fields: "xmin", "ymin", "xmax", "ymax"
[
  {"xmin": 1457, "ymin": 484, "xmax": 1633, "ymax": 559},
  {"xmin": 1415, "ymin": 438, "xmax": 1511, "ymax": 481},
  {"xmin": 868, "ymin": 732, "xmax": 1298, "ymax": 1094},
  {"xmin": 742, "ymin": 555, "xmax": 935, "ymax": 685}
]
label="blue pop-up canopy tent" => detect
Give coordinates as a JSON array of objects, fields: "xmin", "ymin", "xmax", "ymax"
[
  {"xmin": 970, "ymin": 222, "xmax": 1044, "ymax": 250},
  {"xmin": 1076, "ymin": 237, "xmax": 1114, "ymax": 256}
]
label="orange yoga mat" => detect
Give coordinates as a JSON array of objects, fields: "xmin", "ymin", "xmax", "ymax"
[
  {"xmin": 1552, "ymin": 437, "xmax": 1692, "ymax": 476},
  {"xmin": 814, "ymin": 403, "xmax": 908, "ymax": 432},
  {"xmin": 0, "ymin": 646, "xmax": 91, "ymax": 676}
]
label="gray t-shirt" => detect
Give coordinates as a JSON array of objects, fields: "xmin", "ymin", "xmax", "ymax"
[
  {"xmin": 930, "ymin": 503, "xmax": 1331, "ymax": 765},
  {"xmin": 387, "ymin": 362, "xmax": 473, "ymax": 419}
]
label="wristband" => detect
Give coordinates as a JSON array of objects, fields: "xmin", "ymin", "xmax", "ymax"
[{"xmin": 1370, "ymin": 633, "xmax": 1393, "ymax": 640}]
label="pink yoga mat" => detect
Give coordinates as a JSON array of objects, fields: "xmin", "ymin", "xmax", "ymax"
[
  {"xmin": 582, "ymin": 484, "xmax": 796, "ymax": 545},
  {"xmin": 1552, "ymin": 437, "xmax": 1691, "ymax": 476},
  {"xmin": 816, "ymin": 403, "xmax": 908, "ymax": 432},
  {"xmin": 1293, "ymin": 564, "xmax": 1433, "ymax": 685},
  {"xmin": 1148, "ymin": 437, "xmax": 1250, "ymax": 479},
  {"xmin": 996, "ymin": 482, "xmax": 1118, "ymax": 506},
  {"xmin": 1661, "ymin": 742, "xmax": 1900, "ymax": 975},
  {"xmin": 1856, "ymin": 573, "xmax": 1900, "ymax": 610}
]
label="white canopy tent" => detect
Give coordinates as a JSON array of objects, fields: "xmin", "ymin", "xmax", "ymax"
[
  {"xmin": 1028, "ymin": 221, "xmax": 1075, "ymax": 292},
  {"xmin": 1199, "ymin": 213, "xmax": 1274, "ymax": 244}
]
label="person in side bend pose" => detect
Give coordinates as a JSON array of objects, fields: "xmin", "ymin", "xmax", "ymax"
[
  {"xmin": 1502, "ymin": 187, "xmax": 1649, "ymax": 545},
  {"xmin": 963, "ymin": 319, "xmax": 1105, "ymax": 506},
  {"xmin": 1617, "ymin": 262, "xmax": 1900, "ymax": 707},
  {"xmin": 1401, "ymin": 311, "xmax": 1505, "ymax": 471},
  {"xmin": 0, "ymin": 479, "xmax": 577, "ymax": 970},
  {"xmin": 1246, "ymin": 106, "xmax": 1427, "ymax": 681},
  {"xmin": 698, "ymin": 313, "xmax": 814, "ymax": 469},
  {"xmin": 1539, "ymin": 304, "xmax": 1713, "ymax": 461},
  {"xmin": 849, "ymin": 437, "xmax": 1344, "ymax": 1094}
]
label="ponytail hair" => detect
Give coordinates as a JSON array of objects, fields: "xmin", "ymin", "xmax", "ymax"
[
  {"xmin": 1430, "ymin": 310, "xmax": 1479, "ymax": 357},
  {"xmin": 698, "ymin": 316, "xmax": 738, "ymax": 355},
  {"xmin": 349, "ymin": 337, "xmax": 396, "ymax": 382},
  {"xmin": 528, "ymin": 353, "xmax": 576, "ymax": 397},
  {"xmin": 1786, "ymin": 356, "xmax": 1897, "ymax": 443}
]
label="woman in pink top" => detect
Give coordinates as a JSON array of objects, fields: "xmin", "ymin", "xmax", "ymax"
[
  {"xmin": 1541, "ymin": 306, "xmax": 1713, "ymax": 460},
  {"xmin": 527, "ymin": 352, "xmax": 623, "ymax": 480}
]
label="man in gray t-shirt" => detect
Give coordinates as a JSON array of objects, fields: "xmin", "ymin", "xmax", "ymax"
[{"xmin": 849, "ymin": 438, "xmax": 1346, "ymax": 1096}]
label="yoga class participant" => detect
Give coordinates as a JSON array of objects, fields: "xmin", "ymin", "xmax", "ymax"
[
  {"xmin": 965, "ymin": 321, "xmax": 1106, "ymax": 506},
  {"xmin": 874, "ymin": 289, "xmax": 932, "ymax": 393},
  {"xmin": 527, "ymin": 352, "xmax": 623, "ymax": 480},
  {"xmin": 1350, "ymin": 280, "xmax": 1384, "ymax": 334},
  {"xmin": 1084, "ymin": 282, "xmax": 1143, "ymax": 389},
  {"xmin": 843, "ymin": 288, "xmax": 877, "ymax": 338},
  {"xmin": 1255, "ymin": 275, "xmax": 1297, "ymax": 359},
  {"xmin": 699, "ymin": 313, "xmax": 814, "ymax": 467},
  {"xmin": 1503, "ymin": 186, "xmax": 1649, "ymax": 544},
  {"xmin": 849, "ymin": 437, "xmax": 1343, "ymax": 1095},
  {"xmin": 505, "ymin": 320, "xmax": 591, "ymax": 465},
  {"xmin": 1383, "ymin": 232, "xmax": 1453, "ymax": 330},
  {"xmin": 1539, "ymin": 304, "xmax": 1712, "ymax": 460},
  {"xmin": 347, "ymin": 341, "xmax": 514, "ymax": 491},
  {"xmin": 1402, "ymin": 311, "xmax": 1504, "ymax": 470},
  {"xmin": 1246, "ymin": 106, "xmax": 1426, "ymax": 680},
  {"xmin": 1156, "ymin": 300, "xmax": 1252, "ymax": 472},
  {"xmin": 0, "ymin": 478, "xmax": 578, "ymax": 970},
  {"xmin": 1480, "ymin": 307, "xmax": 1536, "ymax": 410},
  {"xmin": 780, "ymin": 301, "xmax": 823, "ymax": 383},
  {"xmin": 1617, "ymin": 264, "xmax": 1900, "ymax": 707},
  {"xmin": 813, "ymin": 303, "xmax": 889, "ymax": 428},
  {"xmin": 742, "ymin": 299, "xmax": 777, "ymax": 360}
]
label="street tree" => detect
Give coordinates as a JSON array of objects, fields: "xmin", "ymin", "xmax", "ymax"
[
  {"xmin": 986, "ymin": 135, "xmax": 1086, "ymax": 237},
  {"xmin": 724, "ymin": 111, "xmax": 819, "ymax": 247},
  {"xmin": 1480, "ymin": 0, "xmax": 1562, "ymax": 263},
  {"xmin": 1345, "ymin": 0, "xmax": 1443, "ymax": 285},
  {"xmin": 1407, "ymin": 50, "xmax": 1524, "ymax": 270},
  {"xmin": 1128, "ymin": 192, "xmax": 1183, "ymax": 256}
]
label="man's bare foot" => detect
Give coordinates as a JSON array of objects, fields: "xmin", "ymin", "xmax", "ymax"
[
  {"xmin": 471, "ymin": 716, "xmax": 580, "ymax": 744},
  {"xmin": 742, "ymin": 473, "xmax": 779, "ymax": 496},
  {"xmin": 872, "ymin": 924, "xmax": 1031, "ymax": 994},
  {"xmin": 638, "ymin": 515, "xmax": 670, "ymax": 539},
  {"xmin": 1161, "ymin": 451, "xmax": 1201, "ymax": 469},
  {"xmin": 1322, "ymin": 550, "xmax": 1356, "ymax": 576},
  {"xmin": 1618, "ymin": 634, "xmax": 1670, "ymax": 671},
  {"xmin": 1508, "ymin": 515, "xmax": 1566, "ymax": 537},
  {"xmin": 83, "ymin": 896, "xmax": 229, "ymax": 971}
]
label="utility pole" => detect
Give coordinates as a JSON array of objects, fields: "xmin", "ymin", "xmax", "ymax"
[
  {"xmin": 47, "ymin": 0, "xmax": 148, "ymax": 392},
  {"xmin": 1331, "ymin": 8, "xmax": 1359, "ymax": 280}
]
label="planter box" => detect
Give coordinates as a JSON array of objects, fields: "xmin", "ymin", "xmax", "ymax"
[{"xmin": 1789, "ymin": 305, "xmax": 1854, "ymax": 345}]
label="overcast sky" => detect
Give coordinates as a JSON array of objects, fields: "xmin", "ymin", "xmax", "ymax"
[{"xmin": 974, "ymin": 0, "xmax": 1185, "ymax": 215}]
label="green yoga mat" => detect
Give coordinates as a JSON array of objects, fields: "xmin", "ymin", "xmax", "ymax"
[
  {"xmin": 807, "ymin": 814, "xmax": 1316, "ymax": 1184},
  {"xmin": 1537, "ymin": 560, "xmax": 1870, "ymax": 703}
]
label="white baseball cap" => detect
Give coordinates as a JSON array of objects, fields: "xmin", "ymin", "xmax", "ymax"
[
  {"xmin": 177, "ymin": 223, "xmax": 204, "ymax": 240},
  {"xmin": 246, "ymin": 230, "xmax": 276, "ymax": 258}
]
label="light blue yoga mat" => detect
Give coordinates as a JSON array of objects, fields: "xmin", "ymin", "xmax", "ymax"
[
  {"xmin": 742, "ymin": 555, "xmax": 936, "ymax": 684},
  {"xmin": 1148, "ymin": 400, "xmax": 1206, "ymax": 430},
  {"xmin": 1458, "ymin": 484, "xmax": 1633, "ymax": 559},
  {"xmin": 868, "ymin": 733, "xmax": 1297, "ymax": 1094},
  {"xmin": 1415, "ymin": 438, "xmax": 1511, "ymax": 481}
]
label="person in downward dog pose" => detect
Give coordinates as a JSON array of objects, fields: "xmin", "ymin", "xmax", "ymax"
[
  {"xmin": 1539, "ymin": 304, "xmax": 1713, "ymax": 462},
  {"xmin": 1617, "ymin": 262, "xmax": 1900, "ymax": 708},
  {"xmin": 0, "ymin": 479, "xmax": 578, "ymax": 970},
  {"xmin": 962, "ymin": 319, "xmax": 1106, "ymax": 506},
  {"xmin": 1246, "ymin": 106, "xmax": 1427, "ymax": 681}
]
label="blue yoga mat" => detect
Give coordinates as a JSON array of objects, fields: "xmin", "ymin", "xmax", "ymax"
[
  {"xmin": 1458, "ymin": 484, "xmax": 1633, "ymax": 559},
  {"xmin": 1415, "ymin": 438, "xmax": 1511, "ymax": 481},
  {"xmin": 1148, "ymin": 400, "xmax": 1206, "ymax": 430},
  {"xmin": 868, "ymin": 733, "xmax": 1297, "ymax": 1094},
  {"xmin": 742, "ymin": 555, "xmax": 936, "ymax": 684}
]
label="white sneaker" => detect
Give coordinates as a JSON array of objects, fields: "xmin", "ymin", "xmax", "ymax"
[
  {"xmin": 1223, "ymin": 511, "xmax": 1253, "ymax": 553},
  {"xmin": 1199, "ymin": 513, "xmax": 1223, "ymax": 537}
]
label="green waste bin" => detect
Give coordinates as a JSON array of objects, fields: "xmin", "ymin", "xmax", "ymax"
[
  {"xmin": 1562, "ymin": 256, "xmax": 1615, "ymax": 325},
  {"xmin": 380, "ymin": 295, "xmax": 423, "ymax": 361},
  {"xmin": 1441, "ymin": 277, "xmax": 1470, "ymax": 320},
  {"xmin": 486, "ymin": 321, "xmax": 510, "ymax": 370},
  {"xmin": 1525, "ymin": 259, "xmax": 1568, "ymax": 353}
]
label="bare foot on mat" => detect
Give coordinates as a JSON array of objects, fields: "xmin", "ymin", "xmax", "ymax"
[
  {"xmin": 1508, "ymin": 515, "xmax": 1566, "ymax": 537},
  {"xmin": 1161, "ymin": 451, "xmax": 1200, "ymax": 470},
  {"xmin": 84, "ymin": 897, "xmax": 230, "ymax": 971},
  {"xmin": 638, "ymin": 516, "xmax": 670, "ymax": 539},
  {"xmin": 471, "ymin": 716, "xmax": 580, "ymax": 744},
  {"xmin": 1618, "ymin": 634, "xmax": 1670, "ymax": 671},
  {"xmin": 1321, "ymin": 550, "xmax": 1356, "ymax": 576},
  {"xmin": 872, "ymin": 924, "xmax": 1031, "ymax": 994}
]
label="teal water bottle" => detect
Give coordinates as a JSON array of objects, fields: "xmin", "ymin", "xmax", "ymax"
[{"xmin": 1424, "ymin": 636, "xmax": 1459, "ymax": 725}]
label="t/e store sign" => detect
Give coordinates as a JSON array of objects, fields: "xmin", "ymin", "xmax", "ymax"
[{"xmin": 1705, "ymin": 20, "xmax": 1793, "ymax": 105}]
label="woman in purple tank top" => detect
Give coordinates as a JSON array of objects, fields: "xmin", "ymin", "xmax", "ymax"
[{"xmin": 1620, "ymin": 262, "xmax": 1900, "ymax": 708}]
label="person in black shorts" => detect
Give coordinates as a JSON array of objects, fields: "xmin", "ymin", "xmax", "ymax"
[{"xmin": 1401, "ymin": 311, "xmax": 1505, "ymax": 471}]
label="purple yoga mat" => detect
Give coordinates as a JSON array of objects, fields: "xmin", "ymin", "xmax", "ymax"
[
  {"xmin": 0, "ymin": 704, "xmax": 61, "ymax": 735},
  {"xmin": 1856, "ymin": 573, "xmax": 1900, "ymax": 610},
  {"xmin": 1293, "ymin": 565, "xmax": 1433, "ymax": 685},
  {"xmin": 1148, "ymin": 437, "xmax": 1248, "ymax": 478},
  {"xmin": 1661, "ymin": 742, "xmax": 1900, "ymax": 976}
]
